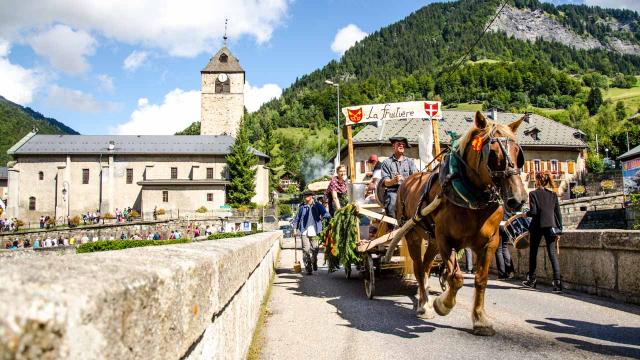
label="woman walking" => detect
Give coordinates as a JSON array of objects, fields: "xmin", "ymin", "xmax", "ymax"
[
  {"xmin": 523, "ymin": 172, "xmax": 563, "ymax": 293},
  {"xmin": 324, "ymin": 165, "xmax": 348, "ymax": 216}
]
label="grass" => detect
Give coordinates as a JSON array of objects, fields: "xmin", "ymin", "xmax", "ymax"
[
  {"xmin": 246, "ymin": 265, "xmax": 277, "ymax": 360},
  {"xmin": 445, "ymin": 102, "xmax": 483, "ymax": 111}
]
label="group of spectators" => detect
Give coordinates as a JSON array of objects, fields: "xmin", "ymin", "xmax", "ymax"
[
  {"xmin": 82, "ymin": 211, "xmax": 101, "ymax": 225},
  {"xmin": 0, "ymin": 218, "xmax": 19, "ymax": 232},
  {"xmin": 115, "ymin": 207, "xmax": 136, "ymax": 223}
]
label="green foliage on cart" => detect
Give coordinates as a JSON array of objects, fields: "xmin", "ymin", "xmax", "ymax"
[{"xmin": 321, "ymin": 204, "xmax": 360, "ymax": 272}]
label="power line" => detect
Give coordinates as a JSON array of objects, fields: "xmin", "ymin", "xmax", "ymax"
[{"xmin": 437, "ymin": 0, "xmax": 510, "ymax": 86}]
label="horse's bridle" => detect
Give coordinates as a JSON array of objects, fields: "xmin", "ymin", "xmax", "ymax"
[{"xmin": 484, "ymin": 131, "xmax": 524, "ymax": 180}]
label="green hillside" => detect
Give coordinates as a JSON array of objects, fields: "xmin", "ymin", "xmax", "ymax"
[
  {"xmin": 236, "ymin": 0, "xmax": 640, "ymax": 178},
  {"xmin": 0, "ymin": 96, "xmax": 79, "ymax": 166}
]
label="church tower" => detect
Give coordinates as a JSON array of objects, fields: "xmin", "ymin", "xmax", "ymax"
[{"xmin": 200, "ymin": 46, "xmax": 245, "ymax": 137}]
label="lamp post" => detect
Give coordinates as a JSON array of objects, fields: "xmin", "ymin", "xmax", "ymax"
[{"xmin": 325, "ymin": 80, "xmax": 340, "ymax": 165}]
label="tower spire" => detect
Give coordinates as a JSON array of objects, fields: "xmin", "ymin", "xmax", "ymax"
[{"xmin": 223, "ymin": 18, "xmax": 228, "ymax": 46}]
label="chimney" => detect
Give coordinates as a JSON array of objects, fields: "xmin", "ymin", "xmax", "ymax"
[
  {"xmin": 491, "ymin": 108, "xmax": 498, "ymax": 122},
  {"xmin": 108, "ymin": 140, "xmax": 115, "ymax": 151}
]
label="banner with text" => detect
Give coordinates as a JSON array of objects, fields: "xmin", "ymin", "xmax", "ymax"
[{"xmin": 342, "ymin": 101, "xmax": 442, "ymax": 125}]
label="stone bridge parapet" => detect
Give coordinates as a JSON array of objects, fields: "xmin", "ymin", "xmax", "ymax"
[{"xmin": 0, "ymin": 231, "xmax": 282, "ymax": 359}]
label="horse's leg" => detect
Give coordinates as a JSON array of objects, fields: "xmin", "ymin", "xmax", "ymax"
[
  {"xmin": 471, "ymin": 234, "xmax": 499, "ymax": 336},
  {"xmin": 405, "ymin": 232, "xmax": 430, "ymax": 318},
  {"xmin": 421, "ymin": 239, "xmax": 439, "ymax": 318},
  {"xmin": 433, "ymin": 238, "xmax": 464, "ymax": 316}
]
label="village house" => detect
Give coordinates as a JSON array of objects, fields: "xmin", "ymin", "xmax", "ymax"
[
  {"xmin": 5, "ymin": 45, "xmax": 270, "ymax": 222},
  {"xmin": 341, "ymin": 110, "xmax": 588, "ymax": 199},
  {"xmin": 0, "ymin": 167, "xmax": 7, "ymax": 207}
]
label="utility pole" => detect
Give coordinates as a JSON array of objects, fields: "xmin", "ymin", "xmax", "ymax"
[{"xmin": 627, "ymin": 131, "xmax": 630, "ymax": 152}]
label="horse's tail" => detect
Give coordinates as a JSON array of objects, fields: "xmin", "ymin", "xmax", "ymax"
[{"xmin": 384, "ymin": 195, "xmax": 442, "ymax": 263}]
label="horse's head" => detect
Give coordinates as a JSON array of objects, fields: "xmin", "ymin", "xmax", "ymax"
[{"xmin": 458, "ymin": 111, "xmax": 527, "ymax": 212}]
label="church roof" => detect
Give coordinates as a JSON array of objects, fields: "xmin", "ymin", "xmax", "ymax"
[
  {"xmin": 352, "ymin": 110, "xmax": 587, "ymax": 149},
  {"xmin": 201, "ymin": 47, "xmax": 244, "ymax": 73},
  {"xmin": 8, "ymin": 134, "xmax": 268, "ymax": 159}
]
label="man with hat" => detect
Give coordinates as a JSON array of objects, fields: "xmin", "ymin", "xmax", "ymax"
[
  {"xmin": 380, "ymin": 137, "xmax": 418, "ymax": 218},
  {"xmin": 292, "ymin": 190, "xmax": 331, "ymax": 274}
]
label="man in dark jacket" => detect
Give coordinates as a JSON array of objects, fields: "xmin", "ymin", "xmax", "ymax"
[{"xmin": 292, "ymin": 190, "xmax": 331, "ymax": 274}]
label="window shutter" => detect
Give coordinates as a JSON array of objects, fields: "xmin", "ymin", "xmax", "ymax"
[
  {"xmin": 547, "ymin": 161, "xmax": 552, "ymax": 172},
  {"xmin": 360, "ymin": 161, "xmax": 365, "ymax": 174},
  {"xmin": 524, "ymin": 160, "xmax": 530, "ymax": 173},
  {"xmin": 568, "ymin": 161, "xmax": 575, "ymax": 175}
]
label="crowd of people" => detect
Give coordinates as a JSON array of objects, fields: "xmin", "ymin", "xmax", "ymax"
[{"xmin": 0, "ymin": 218, "xmax": 20, "ymax": 232}]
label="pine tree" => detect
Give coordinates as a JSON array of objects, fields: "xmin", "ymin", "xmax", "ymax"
[{"xmin": 225, "ymin": 121, "xmax": 258, "ymax": 207}]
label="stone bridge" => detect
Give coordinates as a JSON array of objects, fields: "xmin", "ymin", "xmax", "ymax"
[{"xmin": 1, "ymin": 229, "xmax": 639, "ymax": 359}]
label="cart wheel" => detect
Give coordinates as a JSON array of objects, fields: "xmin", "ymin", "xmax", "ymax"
[
  {"xmin": 345, "ymin": 263, "xmax": 352, "ymax": 279},
  {"xmin": 364, "ymin": 253, "xmax": 375, "ymax": 299}
]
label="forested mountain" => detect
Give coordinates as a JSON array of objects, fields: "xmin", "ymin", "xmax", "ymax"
[
  {"xmin": 0, "ymin": 96, "xmax": 79, "ymax": 166},
  {"xmin": 179, "ymin": 0, "xmax": 640, "ymax": 186}
]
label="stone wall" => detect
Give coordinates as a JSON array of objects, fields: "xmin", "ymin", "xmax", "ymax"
[
  {"xmin": 582, "ymin": 170, "xmax": 624, "ymax": 196},
  {"xmin": 502, "ymin": 230, "xmax": 640, "ymax": 305},
  {"xmin": 0, "ymin": 231, "xmax": 282, "ymax": 359},
  {"xmin": 559, "ymin": 192, "xmax": 627, "ymax": 229}
]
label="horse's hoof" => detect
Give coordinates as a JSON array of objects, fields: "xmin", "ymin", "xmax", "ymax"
[
  {"xmin": 418, "ymin": 309, "xmax": 435, "ymax": 319},
  {"xmin": 473, "ymin": 325, "xmax": 496, "ymax": 337},
  {"xmin": 433, "ymin": 297, "xmax": 451, "ymax": 316}
]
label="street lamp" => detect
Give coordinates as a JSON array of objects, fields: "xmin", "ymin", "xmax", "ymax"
[
  {"xmin": 605, "ymin": 148, "xmax": 609, "ymax": 160},
  {"xmin": 325, "ymin": 79, "xmax": 341, "ymax": 165}
]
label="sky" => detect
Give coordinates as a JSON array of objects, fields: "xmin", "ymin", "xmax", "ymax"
[{"xmin": 0, "ymin": 0, "xmax": 637, "ymax": 135}]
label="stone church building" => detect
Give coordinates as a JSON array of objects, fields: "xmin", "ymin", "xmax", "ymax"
[{"xmin": 5, "ymin": 46, "xmax": 270, "ymax": 222}]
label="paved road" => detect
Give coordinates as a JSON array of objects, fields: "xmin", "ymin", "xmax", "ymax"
[{"xmin": 259, "ymin": 248, "xmax": 640, "ymax": 360}]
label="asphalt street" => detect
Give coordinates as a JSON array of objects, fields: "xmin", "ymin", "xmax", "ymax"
[{"xmin": 259, "ymin": 247, "xmax": 640, "ymax": 360}]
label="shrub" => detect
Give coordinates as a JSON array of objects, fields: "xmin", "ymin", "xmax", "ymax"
[
  {"xmin": 70, "ymin": 216, "xmax": 81, "ymax": 226},
  {"xmin": 103, "ymin": 212, "xmax": 115, "ymax": 219},
  {"xmin": 196, "ymin": 206, "xmax": 208, "ymax": 213},
  {"xmin": 156, "ymin": 208, "xmax": 166, "ymax": 215},
  {"xmin": 129, "ymin": 210, "xmax": 140, "ymax": 218},
  {"xmin": 278, "ymin": 203, "xmax": 292, "ymax": 218},
  {"xmin": 15, "ymin": 219, "xmax": 24, "ymax": 230},
  {"xmin": 46, "ymin": 217, "xmax": 56, "ymax": 226},
  {"xmin": 586, "ymin": 153, "xmax": 604, "ymax": 174},
  {"xmin": 77, "ymin": 238, "xmax": 191, "ymax": 253},
  {"xmin": 206, "ymin": 231, "xmax": 261, "ymax": 241},
  {"xmin": 571, "ymin": 185, "xmax": 586, "ymax": 197},
  {"xmin": 600, "ymin": 179, "xmax": 615, "ymax": 190}
]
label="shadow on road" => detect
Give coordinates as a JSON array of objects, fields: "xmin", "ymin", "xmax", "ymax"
[
  {"xmin": 526, "ymin": 318, "xmax": 640, "ymax": 357},
  {"xmin": 276, "ymin": 265, "xmax": 472, "ymax": 339}
]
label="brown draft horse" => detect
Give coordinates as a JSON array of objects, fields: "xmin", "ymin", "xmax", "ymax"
[{"xmin": 396, "ymin": 111, "xmax": 527, "ymax": 336}]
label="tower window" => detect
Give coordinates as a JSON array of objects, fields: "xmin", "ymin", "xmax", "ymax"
[
  {"xmin": 82, "ymin": 169, "xmax": 90, "ymax": 184},
  {"xmin": 162, "ymin": 191, "xmax": 169, "ymax": 203},
  {"xmin": 215, "ymin": 78, "xmax": 230, "ymax": 93},
  {"xmin": 38, "ymin": 171, "xmax": 44, "ymax": 180},
  {"xmin": 207, "ymin": 167, "xmax": 214, "ymax": 179},
  {"xmin": 219, "ymin": 53, "xmax": 228, "ymax": 63},
  {"xmin": 171, "ymin": 167, "xmax": 178, "ymax": 179},
  {"xmin": 126, "ymin": 169, "xmax": 133, "ymax": 184},
  {"xmin": 29, "ymin": 196, "xmax": 36, "ymax": 211},
  {"xmin": 207, "ymin": 193, "xmax": 213, "ymax": 202}
]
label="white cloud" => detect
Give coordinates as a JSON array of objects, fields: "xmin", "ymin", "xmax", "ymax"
[
  {"xmin": 0, "ymin": 41, "xmax": 45, "ymax": 104},
  {"xmin": 28, "ymin": 24, "xmax": 96, "ymax": 75},
  {"xmin": 113, "ymin": 88, "xmax": 200, "ymax": 135},
  {"xmin": 0, "ymin": 0, "xmax": 290, "ymax": 58},
  {"xmin": 46, "ymin": 85, "xmax": 117, "ymax": 113},
  {"xmin": 331, "ymin": 24, "xmax": 367, "ymax": 55},
  {"xmin": 97, "ymin": 74, "xmax": 114, "ymax": 91},
  {"xmin": 123, "ymin": 50, "xmax": 148, "ymax": 71},
  {"xmin": 245, "ymin": 81, "xmax": 282, "ymax": 112},
  {"xmin": 584, "ymin": 0, "xmax": 640, "ymax": 12}
]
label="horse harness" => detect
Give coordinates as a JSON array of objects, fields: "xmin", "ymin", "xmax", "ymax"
[{"xmin": 408, "ymin": 126, "xmax": 524, "ymax": 235}]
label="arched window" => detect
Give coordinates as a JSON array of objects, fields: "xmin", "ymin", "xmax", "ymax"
[
  {"xmin": 215, "ymin": 78, "xmax": 230, "ymax": 93},
  {"xmin": 219, "ymin": 53, "xmax": 228, "ymax": 63},
  {"xmin": 38, "ymin": 171, "xmax": 44, "ymax": 180},
  {"xmin": 29, "ymin": 196, "xmax": 36, "ymax": 211}
]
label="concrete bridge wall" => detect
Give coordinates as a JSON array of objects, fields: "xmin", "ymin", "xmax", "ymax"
[
  {"xmin": 559, "ymin": 192, "xmax": 627, "ymax": 229},
  {"xmin": 0, "ymin": 231, "xmax": 282, "ymax": 359},
  {"xmin": 506, "ymin": 230, "xmax": 640, "ymax": 305}
]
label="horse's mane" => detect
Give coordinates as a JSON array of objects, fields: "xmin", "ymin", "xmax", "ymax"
[{"xmin": 457, "ymin": 120, "xmax": 515, "ymax": 157}]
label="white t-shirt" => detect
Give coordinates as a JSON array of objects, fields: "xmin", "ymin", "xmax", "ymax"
[
  {"xmin": 302, "ymin": 224, "xmax": 317, "ymax": 237},
  {"xmin": 371, "ymin": 168, "xmax": 382, "ymax": 180}
]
